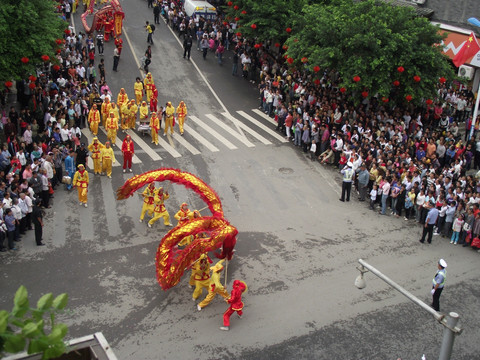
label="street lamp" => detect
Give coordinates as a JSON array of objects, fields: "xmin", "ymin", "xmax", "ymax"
[
  {"xmin": 355, "ymin": 259, "xmax": 462, "ymax": 360},
  {"xmin": 467, "ymin": 18, "xmax": 480, "ymax": 139}
]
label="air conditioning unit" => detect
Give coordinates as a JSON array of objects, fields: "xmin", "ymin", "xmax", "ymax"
[{"xmin": 458, "ymin": 65, "xmax": 474, "ymax": 80}]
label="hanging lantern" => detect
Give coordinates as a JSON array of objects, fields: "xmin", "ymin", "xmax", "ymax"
[
  {"xmin": 382, "ymin": 97, "xmax": 389, "ymax": 103},
  {"xmin": 274, "ymin": 43, "xmax": 280, "ymax": 48},
  {"xmin": 28, "ymin": 83, "xmax": 36, "ymax": 90},
  {"xmin": 284, "ymin": 54, "xmax": 288, "ymax": 59},
  {"xmin": 233, "ymin": 5, "xmax": 239, "ymax": 10},
  {"xmin": 353, "ymin": 76, "xmax": 361, "ymax": 82},
  {"xmin": 55, "ymin": 39, "xmax": 63, "ymax": 45},
  {"xmin": 223, "ymin": 21, "xmax": 228, "ymax": 26},
  {"xmin": 5, "ymin": 81, "xmax": 13, "ymax": 88},
  {"xmin": 56, "ymin": 49, "xmax": 61, "ymax": 54},
  {"xmin": 426, "ymin": 99, "xmax": 433, "ymax": 105},
  {"xmin": 287, "ymin": 57, "xmax": 294, "ymax": 64},
  {"xmin": 405, "ymin": 95, "xmax": 412, "ymax": 102},
  {"xmin": 361, "ymin": 91, "xmax": 369, "ymax": 98},
  {"xmin": 314, "ymin": 79, "xmax": 320, "ymax": 85},
  {"xmin": 413, "ymin": 75, "xmax": 421, "ymax": 82},
  {"xmin": 397, "ymin": 66, "xmax": 404, "ymax": 73},
  {"xmin": 236, "ymin": 32, "xmax": 242, "ymax": 37},
  {"xmin": 251, "ymin": 24, "xmax": 257, "ymax": 29},
  {"xmin": 282, "ymin": 45, "xmax": 288, "ymax": 50},
  {"xmin": 301, "ymin": 57, "xmax": 308, "ymax": 63},
  {"xmin": 313, "ymin": 66, "xmax": 320, "ymax": 73},
  {"xmin": 339, "ymin": 87, "xmax": 346, "ymax": 93},
  {"xmin": 21, "ymin": 57, "xmax": 29, "ymax": 64},
  {"xmin": 393, "ymin": 80, "xmax": 400, "ymax": 86},
  {"xmin": 439, "ymin": 77, "xmax": 446, "ymax": 84},
  {"xmin": 53, "ymin": 65, "xmax": 60, "ymax": 71},
  {"xmin": 286, "ymin": 27, "xmax": 292, "ymax": 33},
  {"xmin": 241, "ymin": 10, "xmax": 247, "ymax": 15},
  {"xmin": 254, "ymin": 44, "xmax": 261, "ymax": 49},
  {"xmin": 41, "ymin": 55, "xmax": 50, "ymax": 62},
  {"xmin": 64, "ymin": 29, "xmax": 71, "ymax": 35},
  {"xmin": 234, "ymin": 17, "xmax": 240, "ymax": 21},
  {"xmin": 28, "ymin": 75, "xmax": 37, "ymax": 82},
  {"xmin": 227, "ymin": 1, "xmax": 232, "ymax": 5}
]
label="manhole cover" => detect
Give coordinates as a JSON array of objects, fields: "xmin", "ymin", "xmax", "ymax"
[{"xmin": 278, "ymin": 167, "xmax": 294, "ymax": 174}]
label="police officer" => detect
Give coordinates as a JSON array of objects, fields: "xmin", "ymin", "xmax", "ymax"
[
  {"xmin": 431, "ymin": 259, "xmax": 447, "ymax": 311},
  {"xmin": 339, "ymin": 162, "xmax": 354, "ymax": 202}
]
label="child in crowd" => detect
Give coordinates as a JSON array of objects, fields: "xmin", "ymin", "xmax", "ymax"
[{"xmin": 370, "ymin": 184, "xmax": 378, "ymax": 210}]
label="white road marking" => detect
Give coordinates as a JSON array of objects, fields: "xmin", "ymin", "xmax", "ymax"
[
  {"xmin": 182, "ymin": 124, "xmax": 219, "ymax": 152},
  {"xmin": 189, "ymin": 116, "xmax": 237, "ymax": 150},
  {"xmin": 99, "ymin": 127, "xmax": 141, "ymax": 163},
  {"xmin": 81, "ymin": 129, "xmax": 121, "ymax": 168},
  {"xmin": 222, "ymin": 112, "xmax": 272, "ymax": 145},
  {"xmin": 126, "ymin": 129, "xmax": 163, "ymax": 161},
  {"xmin": 101, "ymin": 176, "xmax": 122, "ymax": 237},
  {"xmin": 205, "ymin": 114, "xmax": 255, "ymax": 148},
  {"xmin": 172, "ymin": 133, "xmax": 201, "ymax": 155},
  {"xmin": 237, "ymin": 111, "xmax": 288, "ymax": 143},
  {"xmin": 251, "ymin": 109, "xmax": 278, "ymax": 126},
  {"xmin": 157, "ymin": 134, "xmax": 182, "ymax": 158}
]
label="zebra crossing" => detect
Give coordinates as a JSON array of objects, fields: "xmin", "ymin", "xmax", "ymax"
[{"xmin": 80, "ymin": 108, "xmax": 287, "ymax": 166}]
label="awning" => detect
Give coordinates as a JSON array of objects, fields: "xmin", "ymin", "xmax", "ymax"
[{"xmin": 440, "ymin": 29, "xmax": 480, "ymax": 67}]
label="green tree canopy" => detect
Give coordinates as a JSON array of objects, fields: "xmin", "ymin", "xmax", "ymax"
[
  {"xmin": 284, "ymin": 0, "xmax": 455, "ymax": 105},
  {"xmin": 0, "ymin": 0, "xmax": 66, "ymax": 83}
]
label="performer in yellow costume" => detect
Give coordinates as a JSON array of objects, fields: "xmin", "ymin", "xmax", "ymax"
[
  {"xmin": 147, "ymin": 187, "xmax": 173, "ymax": 228},
  {"xmin": 144, "ymin": 73, "xmax": 155, "ymax": 102},
  {"xmin": 101, "ymin": 98, "xmax": 111, "ymax": 127},
  {"xmin": 101, "ymin": 141, "xmax": 115, "ymax": 178},
  {"xmin": 191, "ymin": 254, "xmax": 211, "ymax": 301},
  {"xmin": 88, "ymin": 104, "xmax": 101, "ymax": 135},
  {"xmin": 73, "ymin": 164, "xmax": 89, "ymax": 207},
  {"xmin": 87, "ymin": 137, "xmax": 104, "ymax": 175},
  {"xmin": 164, "ymin": 102, "xmax": 175, "ymax": 136},
  {"xmin": 120, "ymin": 101, "xmax": 130, "ymax": 131},
  {"xmin": 106, "ymin": 111, "xmax": 119, "ymax": 146},
  {"xmin": 197, "ymin": 259, "xmax": 230, "ymax": 310},
  {"xmin": 117, "ymin": 88, "xmax": 129, "ymax": 109},
  {"xmin": 150, "ymin": 112, "xmax": 160, "ymax": 145},
  {"xmin": 129, "ymin": 99, "xmax": 138, "ymax": 129},
  {"xmin": 109, "ymin": 102, "xmax": 120, "ymax": 119},
  {"xmin": 134, "ymin": 77, "xmax": 144, "ymax": 104},
  {"xmin": 176, "ymin": 101, "xmax": 187, "ymax": 135},
  {"xmin": 139, "ymin": 182, "xmax": 157, "ymax": 222},
  {"xmin": 174, "ymin": 202, "xmax": 194, "ymax": 225},
  {"xmin": 139, "ymin": 101, "xmax": 149, "ymax": 123}
]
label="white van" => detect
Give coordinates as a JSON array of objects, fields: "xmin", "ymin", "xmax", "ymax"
[{"xmin": 184, "ymin": 0, "xmax": 217, "ymax": 21}]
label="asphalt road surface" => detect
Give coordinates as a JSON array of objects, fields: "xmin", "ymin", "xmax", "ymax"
[{"xmin": 1, "ymin": 1, "xmax": 480, "ymax": 360}]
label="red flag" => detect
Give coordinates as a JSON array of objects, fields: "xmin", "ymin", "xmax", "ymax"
[{"xmin": 453, "ymin": 32, "xmax": 480, "ymax": 67}]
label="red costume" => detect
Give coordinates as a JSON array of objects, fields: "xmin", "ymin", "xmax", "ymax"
[
  {"xmin": 215, "ymin": 233, "xmax": 236, "ymax": 261},
  {"xmin": 221, "ymin": 280, "xmax": 247, "ymax": 330},
  {"xmin": 121, "ymin": 135, "xmax": 134, "ymax": 171},
  {"xmin": 115, "ymin": 37, "xmax": 123, "ymax": 55}
]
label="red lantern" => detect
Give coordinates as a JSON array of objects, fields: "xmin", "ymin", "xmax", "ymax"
[
  {"xmin": 251, "ymin": 24, "xmax": 257, "ymax": 29},
  {"xmin": 439, "ymin": 77, "xmax": 446, "ymax": 84},
  {"xmin": 28, "ymin": 75, "xmax": 36, "ymax": 82},
  {"xmin": 405, "ymin": 95, "xmax": 412, "ymax": 102},
  {"xmin": 234, "ymin": 5, "xmax": 239, "ymax": 10},
  {"xmin": 223, "ymin": 21, "xmax": 228, "ymax": 26},
  {"xmin": 53, "ymin": 65, "xmax": 60, "ymax": 71},
  {"xmin": 55, "ymin": 39, "xmax": 63, "ymax": 45},
  {"xmin": 284, "ymin": 54, "xmax": 288, "ymax": 59},
  {"xmin": 361, "ymin": 91, "xmax": 369, "ymax": 98},
  {"xmin": 382, "ymin": 97, "xmax": 389, "ymax": 103},
  {"xmin": 426, "ymin": 99, "xmax": 433, "ymax": 105},
  {"xmin": 64, "ymin": 29, "xmax": 71, "ymax": 35},
  {"xmin": 413, "ymin": 75, "xmax": 421, "ymax": 82},
  {"xmin": 397, "ymin": 66, "xmax": 404, "ymax": 73},
  {"xmin": 313, "ymin": 66, "xmax": 320, "ymax": 73},
  {"xmin": 282, "ymin": 45, "xmax": 288, "ymax": 50},
  {"xmin": 314, "ymin": 79, "xmax": 320, "ymax": 85},
  {"xmin": 21, "ymin": 57, "xmax": 29, "ymax": 64},
  {"xmin": 236, "ymin": 32, "xmax": 242, "ymax": 37},
  {"xmin": 286, "ymin": 27, "xmax": 292, "ymax": 33},
  {"xmin": 272, "ymin": 81, "xmax": 279, "ymax": 87},
  {"xmin": 393, "ymin": 80, "xmax": 400, "ymax": 86},
  {"xmin": 235, "ymin": 17, "xmax": 240, "ymax": 21},
  {"xmin": 28, "ymin": 83, "xmax": 36, "ymax": 90},
  {"xmin": 56, "ymin": 49, "xmax": 61, "ymax": 54},
  {"xmin": 274, "ymin": 43, "xmax": 280, "ymax": 48},
  {"xmin": 339, "ymin": 87, "xmax": 346, "ymax": 93},
  {"xmin": 227, "ymin": 1, "xmax": 232, "ymax": 5},
  {"xmin": 41, "ymin": 55, "xmax": 50, "ymax": 62},
  {"xmin": 301, "ymin": 57, "xmax": 308, "ymax": 63},
  {"xmin": 293, "ymin": 38, "xmax": 298, "ymax": 43},
  {"xmin": 287, "ymin": 57, "xmax": 294, "ymax": 64},
  {"xmin": 241, "ymin": 10, "xmax": 247, "ymax": 14},
  {"xmin": 4, "ymin": 81, "xmax": 13, "ymax": 88},
  {"xmin": 254, "ymin": 44, "xmax": 261, "ymax": 49},
  {"xmin": 353, "ymin": 76, "xmax": 361, "ymax": 83}
]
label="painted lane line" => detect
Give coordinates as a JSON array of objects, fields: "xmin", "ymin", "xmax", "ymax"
[
  {"xmin": 172, "ymin": 133, "xmax": 201, "ymax": 155},
  {"xmin": 222, "ymin": 112, "xmax": 272, "ymax": 145},
  {"xmin": 99, "ymin": 127, "xmax": 141, "ymax": 163},
  {"xmin": 157, "ymin": 134, "xmax": 182, "ymax": 158},
  {"xmin": 80, "ymin": 129, "xmax": 121, "ymax": 167},
  {"xmin": 182, "ymin": 124, "xmax": 219, "ymax": 152},
  {"xmin": 251, "ymin": 108, "xmax": 278, "ymax": 126},
  {"xmin": 189, "ymin": 116, "xmax": 237, "ymax": 150},
  {"xmin": 126, "ymin": 129, "xmax": 163, "ymax": 161},
  {"xmin": 205, "ymin": 114, "xmax": 255, "ymax": 148},
  {"xmin": 237, "ymin": 111, "xmax": 288, "ymax": 143}
]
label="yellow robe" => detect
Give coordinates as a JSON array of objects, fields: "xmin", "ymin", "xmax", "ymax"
[
  {"xmin": 88, "ymin": 109, "xmax": 101, "ymax": 135},
  {"xmin": 144, "ymin": 76, "xmax": 155, "ymax": 102},
  {"xmin": 134, "ymin": 81, "xmax": 144, "ymax": 104},
  {"xmin": 191, "ymin": 261, "xmax": 211, "ymax": 300},
  {"xmin": 101, "ymin": 147, "xmax": 115, "ymax": 177},
  {"xmin": 140, "ymin": 186, "xmax": 157, "ymax": 220},
  {"xmin": 198, "ymin": 268, "xmax": 230, "ymax": 309},
  {"xmin": 148, "ymin": 193, "xmax": 171, "ymax": 226},
  {"xmin": 176, "ymin": 104, "xmax": 187, "ymax": 134},
  {"xmin": 106, "ymin": 115, "xmax": 119, "ymax": 145},
  {"xmin": 121, "ymin": 104, "xmax": 130, "ymax": 130},
  {"xmin": 149, "ymin": 114, "xmax": 160, "ymax": 145},
  {"xmin": 87, "ymin": 141, "xmax": 104, "ymax": 174},
  {"xmin": 164, "ymin": 105, "xmax": 175, "ymax": 135},
  {"xmin": 117, "ymin": 92, "xmax": 129, "ymax": 109},
  {"xmin": 101, "ymin": 101, "xmax": 111, "ymax": 127},
  {"xmin": 129, "ymin": 103, "xmax": 138, "ymax": 129},
  {"xmin": 73, "ymin": 170, "xmax": 89, "ymax": 204}
]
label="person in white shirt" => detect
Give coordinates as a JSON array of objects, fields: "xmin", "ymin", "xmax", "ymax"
[
  {"xmin": 16, "ymin": 149, "xmax": 27, "ymax": 167},
  {"xmin": 60, "ymin": 124, "xmax": 70, "ymax": 143}
]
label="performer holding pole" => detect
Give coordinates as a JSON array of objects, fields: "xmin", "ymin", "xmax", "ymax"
[
  {"xmin": 220, "ymin": 280, "xmax": 247, "ymax": 331},
  {"xmin": 148, "ymin": 187, "xmax": 173, "ymax": 228},
  {"xmin": 197, "ymin": 259, "xmax": 230, "ymax": 311},
  {"xmin": 139, "ymin": 182, "xmax": 157, "ymax": 223}
]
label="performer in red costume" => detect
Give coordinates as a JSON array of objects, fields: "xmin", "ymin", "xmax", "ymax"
[
  {"xmin": 114, "ymin": 37, "xmax": 123, "ymax": 55},
  {"xmin": 121, "ymin": 135, "xmax": 134, "ymax": 172},
  {"xmin": 150, "ymin": 85, "xmax": 158, "ymax": 112},
  {"xmin": 220, "ymin": 280, "xmax": 247, "ymax": 331}
]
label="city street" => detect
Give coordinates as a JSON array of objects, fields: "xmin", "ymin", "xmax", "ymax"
[{"xmin": 1, "ymin": 1, "xmax": 480, "ymax": 359}]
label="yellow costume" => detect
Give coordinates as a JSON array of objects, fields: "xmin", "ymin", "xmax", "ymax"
[
  {"xmin": 73, "ymin": 165, "xmax": 89, "ymax": 206},
  {"xmin": 129, "ymin": 100, "xmax": 138, "ymax": 129},
  {"xmin": 139, "ymin": 101, "xmax": 149, "ymax": 122},
  {"xmin": 174, "ymin": 203, "xmax": 194, "ymax": 225},
  {"xmin": 109, "ymin": 102, "xmax": 120, "ymax": 119},
  {"xmin": 134, "ymin": 78, "xmax": 144, "ymax": 104},
  {"xmin": 147, "ymin": 190, "xmax": 173, "ymax": 228},
  {"xmin": 87, "ymin": 137, "xmax": 104, "ymax": 175},
  {"xmin": 164, "ymin": 102, "xmax": 175, "ymax": 136},
  {"xmin": 197, "ymin": 260, "xmax": 230, "ymax": 309},
  {"xmin": 106, "ymin": 112, "xmax": 119, "ymax": 146},
  {"xmin": 117, "ymin": 88, "xmax": 129, "ymax": 109},
  {"xmin": 88, "ymin": 106, "xmax": 101, "ymax": 135},
  {"xmin": 150, "ymin": 112, "xmax": 160, "ymax": 145},
  {"xmin": 191, "ymin": 254, "xmax": 211, "ymax": 300},
  {"xmin": 121, "ymin": 102, "xmax": 130, "ymax": 130},
  {"xmin": 101, "ymin": 99, "xmax": 111, "ymax": 127},
  {"xmin": 144, "ymin": 73, "xmax": 155, "ymax": 102},
  {"xmin": 101, "ymin": 142, "xmax": 115, "ymax": 178},
  {"xmin": 139, "ymin": 183, "xmax": 157, "ymax": 222},
  {"xmin": 176, "ymin": 101, "xmax": 187, "ymax": 135}
]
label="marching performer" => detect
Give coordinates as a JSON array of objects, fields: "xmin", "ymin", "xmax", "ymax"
[
  {"xmin": 134, "ymin": 77, "xmax": 144, "ymax": 104},
  {"xmin": 117, "ymin": 88, "xmax": 129, "ymax": 110},
  {"xmin": 139, "ymin": 182, "xmax": 157, "ymax": 222},
  {"xmin": 87, "ymin": 137, "xmax": 104, "ymax": 175},
  {"xmin": 164, "ymin": 101, "xmax": 175, "ymax": 136},
  {"xmin": 149, "ymin": 111, "xmax": 160, "ymax": 145},
  {"xmin": 101, "ymin": 141, "xmax": 115, "ymax": 178},
  {"xmin": 121, "ymin": 135, "xmax": 134, "ymax": 173},
  {"xmin": 106, "ymin": 111, "xmax": 119, "ymax": 146},
  {"xmin": 150, "ymin": 86, "xmax": 158, "ymax": 113},
  {"xmin": 73, "ymin": 164, "xmax": 89, "ymax": 208},
  {"xmin": 109, "ymin": 101, "xmax": 120, "ymax": 119},
  {"xmin": 144, "ymin": 72, "xmax": 155, "ymax": 102},
  {"xmin": 88, "ymin": 104, "xmax": 101, "ymax": 135},
  {"xmin": 191, "ymin": 254, "xmax": 211, "ymax": 301},
  {"xmin": 101, "ymin": 97, "xmax": 111, "ymax": 127},
  {"xmin": 220, "ymin": 280, "xmax": 247, "ymax": 331},
  {"xmin": 120, "ymin": 100, "xmax": 130, "ymax": 131},
  {"xmin": 197, "ymin": 260, "xmax": 230, "ymax": 311},
  {"xmin": 174, "ymin": 202, "xmax": 194, "ymax": 225},
  {"xmin": 147, "ymin": 187, "xmax": 173, "ymax": 228},
  {"xmin": 129, "ymin": 99, "xmax": 138, "ymax": 129},
  {"xmin": 139, "ymin": 100, "xmax": 149, "ymax": 123},
  {"xmin": 176, "ymin": 101, "xmax": 187, "ymax": 135}
]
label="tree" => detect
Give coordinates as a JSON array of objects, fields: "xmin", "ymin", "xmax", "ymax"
[
  {"xmin": 284, "ymin": 0, "xmax": 456, "ymax": 105},
  {"xmin": 0, "ymin": 0, "xmax": 66, "ymax": 84}
]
